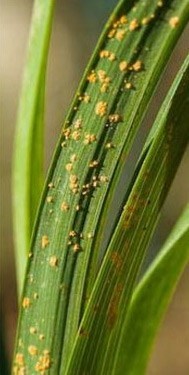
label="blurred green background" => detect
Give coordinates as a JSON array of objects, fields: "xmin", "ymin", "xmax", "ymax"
[{"xmin": 1, "ymin": 1, "xmax": 189, "ymax": 373}]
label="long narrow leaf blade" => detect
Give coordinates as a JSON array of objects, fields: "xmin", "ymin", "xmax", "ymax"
[
  {"xmin": 61, "ymin": 1, "xmax": 189, "ymax": 367},
  {"xmin": 65, "ymin": 56, "xmax": 189, "ymax": 375},
  {"xmin": 13, "ymin": 0, "xmax": 55, "ymax": 294},
  {"xmin": 115, "ymin": 203, "xmax": 189, "ymax": 374},
  {"xmin": 13, "ymin": 1, "xmax": 189, "ymax": 373}
]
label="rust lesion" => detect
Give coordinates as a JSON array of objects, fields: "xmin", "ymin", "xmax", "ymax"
[
  {"xmin": 129, "ymin": 19, "xmax": 140, "ymax": 31},
  {"xmin": 119, "ymin": 60, "xmax": 128, "ymax": 72},
  {"xmin": 13, "ymin": 352, "xmax": 26, "ymax": 375},
  {"xmin": 110, "ymin": 252, "xmax": 123, "ymax": 272},
  {"xmin": 108, "ymin": 14, "xmax": 127, "ymax": 39},
  {"xmin": 35, "ymin": 350, "xmax": 52, "ymax": 374},
  {"xmin": 99, "ymin": 50, "xmax": 116, "ymax": 61},
  {"xmin": 87, "ymin": 70, "xmax": 97, "ymax": 83},
  {"xmin": 49, "ymin": 256, "xmax": 58, "ymax": 267},
  {"xmin": 28, "ymin": 345, "xmax": 38, "ymax": 356},
  {"xmin": 107, "ymin": 282, "xmax": 124, "ymax": 329},
  {"xmin": 169, "ymin": 16, "xmax": 179, "ymax": 28},
  {"xmin": 115, "ymin": 29, "xmax": 126, "ymax": 41},
  {"xmin": 22, "ymin": 297, "xmax": 31, "ymax": 309},
  {"xmin": 79, "ymin": 326, "xmax": 89, "ymax": 338},
  {"xmin": 61, "ymin": 201, "xmax": 70, "ymax": 212},
  {"xmin": 123, "ymin": 206, "xmax": 135, "ymax": 229},
  {"xmin": 41, "ymin": 235, "xmax": 49, "ymax": 249}
]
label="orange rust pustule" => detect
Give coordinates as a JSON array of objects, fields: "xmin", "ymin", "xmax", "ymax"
[
  {"xmin": 107, "ymin": 282, "xmax": 124, "ymax": 329},
  {"xmin": 110, "ymin": 252, "xmax": 123, "ymax": 271}
]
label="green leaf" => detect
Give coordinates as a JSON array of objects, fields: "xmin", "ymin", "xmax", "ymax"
[
  {"xmin": 65, "ymin": 56, "xmax": 189, "ymax": 375},
  {"xmin": 114, "ymin": 203, "xmax": 189, "ymax": 375},
  {"xmin": 12, "ymin": 0, "xmax": 55, "ymax": 295},
  {"xmin": 61, "ymin": 1, "xmax": 189, "ymax": 368},
  {"xmin": 13, "ymin": 0, "xmax": 189, "ymax": 373}
]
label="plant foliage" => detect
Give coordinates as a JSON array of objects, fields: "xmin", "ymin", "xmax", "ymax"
[{"xmin": 12, "ymin": 0, "xmax": 189, "ymax": 374}]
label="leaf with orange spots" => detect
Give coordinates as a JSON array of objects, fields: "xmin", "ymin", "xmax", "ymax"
[
  {"xmin": 65, "ymin": 56, "xmax": 189, "ymax": 375},
  {"xmin": 13, "ymin": 0, "xmax": 189, "ymax": 373}
]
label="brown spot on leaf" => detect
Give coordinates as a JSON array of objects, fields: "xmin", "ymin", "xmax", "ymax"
[
  {"xmin": 79, "ymin": 327, "xmax": 89, "ymax": 338},
  {"xmin": 169, "ymin": 16, "xmax": 179, "ymax": 28},
  {"xmin": 107, "ymin": 283, "xmax": 124, "ymax": 328},
  {"xmin": 110, "ymin": 252, "xmax": 123, "ymax": 271},
  {"xmin": 41, "ymin": 235, "xmax": 49, "ymax": 249},
  {"xmin": 22, "ymin": 297, "xmax": 31, "ymax": 309}
]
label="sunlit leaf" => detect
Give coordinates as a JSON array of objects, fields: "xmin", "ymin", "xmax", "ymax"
[{"xmin": 13, "ymin": 0, "xmax": 55, "ymax": 295}]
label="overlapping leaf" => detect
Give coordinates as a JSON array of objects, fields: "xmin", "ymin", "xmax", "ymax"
[
  {"xmin": 13, "ymin": 0, "xmax": 189, "ymax": 373},
  {"xmin": 115, "ymin": 203, "xmax": 189, "ymax": 374},
  {"xmin": 65, "ymin": 56, "xmax": 189, "ymax": 375}
]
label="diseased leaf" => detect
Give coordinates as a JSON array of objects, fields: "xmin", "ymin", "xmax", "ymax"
[
  {"xmin": 65, "ymin": 56, "xmax": 189, "ymax": 375},
  {"xmin": 12, "ymin": 0, "xmax": 189, "ymax": 373},
  {"xmin": 61, "ymin": 1, "xmax": 189, "ymax": 369},
  {"xmin": 114, "ymin": 203, "xmax": 189, "ymax": 374}
]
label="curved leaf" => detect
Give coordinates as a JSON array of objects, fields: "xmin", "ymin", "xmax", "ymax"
[
  {"xmin": 65, "ymin": 56, "xmax": 189, "ymax": 375},
  {"xmin": 114, "ymin": 203, "xmax": 189, "ymax": 374},
  {"xmin": 13, "ymin": 0, "xmax": 55, "ymax": 295},
  {"xmin": 13, "ymin": 0, "xmax": 189, "ymax": 373}
]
